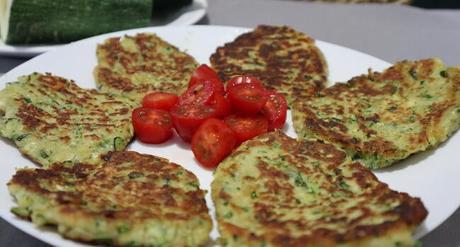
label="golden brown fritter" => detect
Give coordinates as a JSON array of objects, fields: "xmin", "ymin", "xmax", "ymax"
[
  {"xmin": 94, "ymin": 33, "xmax": 198, "ymax": 104},
  {"xmin": 212, "ymin": 131, "xmax": 427, "ymax": 247},
  {"xmin": 292, "ymin": 58, "xmax": 460, "ymax": 169},
  {"xmin": 8, "ymin": 151, "xmax": 212, "ymax": 246},
  {"xmin": 0, "ymin": 73, "xmax": 133, "ymax": 167},
  {"xmin": 210, "ymin": 25, "xmax": 328, "ymax": 105}
]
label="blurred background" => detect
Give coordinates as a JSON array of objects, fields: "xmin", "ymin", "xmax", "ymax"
[
  {"xmin": 0, "ymin": 0, "xmax": 459, "ymax": 246},
  {"xmin": 285, "ymin": 0, "xmax": 460, "ymax": 8}
]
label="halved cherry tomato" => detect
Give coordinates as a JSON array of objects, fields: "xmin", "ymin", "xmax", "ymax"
[
  {"xmin": 209, "ymin": 79, "xmax": 226, "ymax": 96},
  {"xmin": 170, "ymin": 103, "xmax": 216, "ymax": 142},
  {"xmin": 180, "ymin": 81, "xmax": 216, "ymax": 106},
  {"xmin": 224, "ymin": 114, "xmax": 269, "ymax": 145},
  {"xmin": 262, "ymin": 91, "xmax": 288, "ymax": 130},
  {"xmin": 132, "ymin": 107, "xmax": 173, "ymax": 144},
  {"xmin": 191, "ymin": 118, "xmax": 237, "ymax": 168},
  {"xmin": 189, "ymin": 64, "xmax": 225, "ymax": 95},
  {"xmin": 210, "ymin": 94, "xmax": 232, "ymax": 118},
  {"xmin": 227, "ymin": 83, "xmax": 268, "ymax": 115},
  {"xmin": 226, "ymin": 75, "xmax": 264, "ymax": 91},
  {"xmin": 142, "ymin": 92, "xmax": 179, "ymax": 111}
]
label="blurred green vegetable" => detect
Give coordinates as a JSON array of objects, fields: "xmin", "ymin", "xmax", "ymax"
[{"xmin": 0, "ymin": 0, "xmax": 153, "ymax": 44}]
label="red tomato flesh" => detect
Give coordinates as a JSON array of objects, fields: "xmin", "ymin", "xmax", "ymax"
[
  {"xmin": 226, "ymin": 75, "xmax": 264, "ymax": 91},
  {"xmin": 227, "ymin": 83, "xmax": 268, "ymax": 115},
  {"xmin": 180, "ymin": 80, "xmax": 216, "ymax": 106},
  {"xmin": 191, "ymin": 118, "xmax": 237, "ymax": 168},
  {"xmin": 262, "ymin": 91, "xmax": 288, "ymax": 130},
  {"xmin": 142, "ymin": 92, "xmax": 179, "ymax": 111},
  {"xmin": 189, "ymin": 64, "xmax": 225, "ymax": 95},
  {"xmin": 170, "ymin": 103, "xmax": 216, "ymax": 142},
  {"xmin": 224, "ymin": 114, "xmax": 269, "ymax": 145},
  {"xmin": 132, "ymin": 107, "xmax": 173, "ymax": 144},
  {"xmin": 210, "ymin": 94, "xmax": 232, "ymax": 118}
]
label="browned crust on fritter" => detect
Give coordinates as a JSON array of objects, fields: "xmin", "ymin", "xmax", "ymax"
[
  {"xmin": 9, "ymin": 151, "xmax": 209, "ymax": 222},
  {"xmin": 16, "ymin": 73, "xmax": 130, "ymax": 135},
  {"xmin": 213, "ymin": 131, "xmax": 428, "ymax": 246},
  {"xmin": 294, "ymin": 59, "xmax": 460, "ymax": 168},
  {"xmin": 94, "ymin": 33, "xmax": 197, "ymax": 98},
  {"xmin": 0, "ymin": 73, "xmax": 133, "ymax": 167},
  {"xmin": 210, "ymin": 25, "xmax": 328, "ymax": 103},
  {"xmin": 301, "ymin": 106, "xmax": 401, "ymax": 158}
]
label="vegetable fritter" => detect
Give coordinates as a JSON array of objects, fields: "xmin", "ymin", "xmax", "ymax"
[
  {"xmin": 94, "ymin": 33, "xmax": 198, "ymax": 104},
  {"xmin": 293, "ymin": 58, "xmax": 460, "ymax": 169},
  {"xmin": 0, "ymin": 73, "xmax": 133, "ymax": 167},
  {"xmin": 210, "ymin": 25, "xmax": 328, "ymax": 105},
  {"xmin": 8, "ymin": 151, "xmax": 212, "ymax": 246},
  {"xmin": 212, "ymin": 131, "xmax": 427, "ymax": 247}
]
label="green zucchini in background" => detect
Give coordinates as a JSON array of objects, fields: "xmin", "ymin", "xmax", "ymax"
[{"xmin": 0, "ymin": 0, "xmax": 153, "ymax": 44}]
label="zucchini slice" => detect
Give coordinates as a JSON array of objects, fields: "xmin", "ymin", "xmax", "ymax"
[{"xmin": 0, "ymin": 0, "xmax": 153, "ymax": 44}]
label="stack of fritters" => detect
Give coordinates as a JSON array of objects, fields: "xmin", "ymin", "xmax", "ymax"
[
  {"xmin": 0, "ymin": 73, "xmax": 133, "ymax": 167},
  {"xmin": 212, "ymin": 131, "xmax": 428, "ymax": 246},
  {"xmin": 210, "ymin": 25, "xmax": 328, "ymax": 105},
  {"xmin": 8, "ymin": 151, "xmax": 212, "ymax": 246},
  {"xmin": 94, "ymin": 33, "xmax": 198, "ymax": 104},
  {"xmin": 292, "ymin": 58, "xmax": 460, "ymax": 169}
]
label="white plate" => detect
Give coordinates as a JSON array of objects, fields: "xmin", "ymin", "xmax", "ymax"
[
  {"xmin": 0, "ymin": 25, "xmax": 458, "ymax": 246},
  {"xmin": 0, "ymin": 0, "xmax": 207, "ymax": 58}
]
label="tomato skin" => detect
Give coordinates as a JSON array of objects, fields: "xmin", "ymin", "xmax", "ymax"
[
  {"xmin": 226, "ymin": 75, "xmax": 264, "ymax": 91},
  {"xmin": 142, "ymin": 92, "xmax": 179, "ymax": 111},
  {"xmin": 210, "ymin": 79, "xmax": 225, "ymax": 96},
  {"xmin": 189, "ymin": 64, "xmax": 225, "ymax": 95},
  {"xmin": 191, "ymin": 118, "xmax": 237, "ymax": 168},
  {"xmin": 262, "ymin": 91, "xmax": 288, "ymax": 130},
  {"xmin": 189, "ymin": 64, "xmax": 220, "ymax": 86},
  {"xmin": 180, "ymin": 80, "xmax": 217, "ymax": 106},
  {"xmin": 170, "ymin": 103, "xmax": 216, "ymax": 142},
  {"xmin": 227, "ymin": 83, "xmax": 268, "ymax": 115},
  {"xmin": 132, "ymin": 107, "xmax": 173, "ymax": 144},
  {"xmin": 210, "ymin": 94, "xmax": 232, "ymax": 118},
  {"xmin": 224, "ymin": 114, "xmax": 269, "ymax": 145}
]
